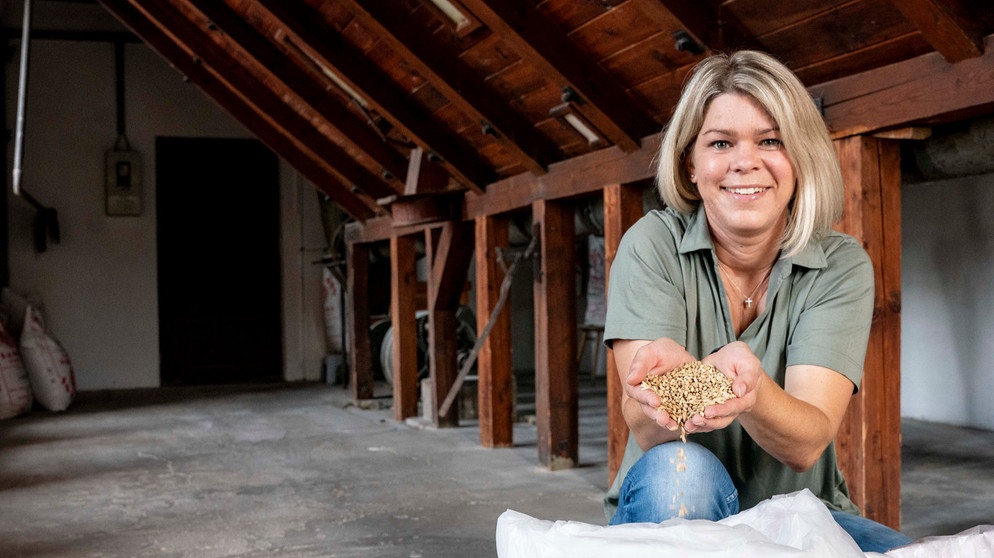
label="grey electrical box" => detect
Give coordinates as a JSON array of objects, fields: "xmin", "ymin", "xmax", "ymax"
[{"xmin": 105, "ymin": 149, "xmax": 142, "ymax": 216}]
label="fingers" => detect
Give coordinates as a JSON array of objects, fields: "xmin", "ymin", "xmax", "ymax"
[
  {"xmin": 627, "ymin": 338, "xmax": 696, "ymax": 386},
  {"xmin": 702, "ymin": 341, "xmax": 760, "ymax": 399}
]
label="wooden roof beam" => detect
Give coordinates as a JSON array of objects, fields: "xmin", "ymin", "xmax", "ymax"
[
  {"xmin": 345, "ymin": 0, "xmax": 562, "ymax": 176},
  {"xmin": 632, "ymin": 0, "xmax": 762, "ymax": 53},
  {"xmin": 121, "ymin": 0, "xmax": 395, "ymax": 202},
  {"xmin": 180, "ymin": 0, "xmax": 399, "ymax": 200},
  {"xmin": 185, "ymin": 0, "xmax": 409, "ymax": 189},
  {"xmin": 255, "ymin": 0, "xmax": 494, "ymax": 193},
  {"xmin": 460, "ymin": 0, "xmax": 658, "ymax": 152},
  {"xmin": 100, "ymin": 0, "xmax": 379, "ymax": 220},
  {"xmin": 886, "ymin": 0, "xmax": 984, "ymax": 63},
  {"xmin": 817, "ymin": 33, "xmax": 994, "ymax": 137}
]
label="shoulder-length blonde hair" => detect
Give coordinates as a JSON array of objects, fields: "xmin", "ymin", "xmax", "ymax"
[{"xmin": 656, "ymin": 50, "xmax": 843, "ymax": 257}]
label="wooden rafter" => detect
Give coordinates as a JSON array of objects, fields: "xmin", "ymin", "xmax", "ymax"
[
  {"xmin": 175, "ymin": 0, "xmax": 398, "ymax": 200},
  {"xmin": 99, "ymin": 0, "xmax": 379, "ymax": 220},
  {"xmin": 254, "ymin": 0, "xmax": 494, "ymax": 193},
  {"xmin": 631, "ymin": 0, "xmax": 762, "ymax": 53},
  {"xmin": 344, "ymin": 1, "xmax": 562, "ymax": 177},
  {"xmin": 187, "ymin": 0, "xmax": 410, "ymax": 191},
  {"xmin": 460, "ymin": 0, "xmax": 658, "ymax": 152},
  {"xmin": 116, "ymin": 0, "xmax": 389, "ymax": 206},
  {"xmin": 887, "ymin": 0, "xmax": 984, "ymax": 63}
]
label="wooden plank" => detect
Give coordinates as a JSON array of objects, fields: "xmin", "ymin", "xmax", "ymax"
[
  {"xmin": 460, "ymin": 0, "xmax": 658, "ymax": 152},
  {"xmin": 833, "ymin": 136, "xmax": 903, "ymax": 530},
  {"xmin": 758, "ymin": 1, "xmax": 917, "ymax": 71},
  {"xmin": 98, "ymin": 0, "xmax": 379, "ymax": 220},
  {"xmin": 390, "ymin": 234, "xmax": 421, "ymax": 421},
  {"xmin": 475, "ymin": 214, "xmax": 514, "ymax": 447},
  {"xmin": 532, "ymin": 199, "xmax": 577, "ymax": 469},
  {"xmin": 346, "ymin": 241, "xmax": 374, "ymax": 399},
  {"xmin": 632, "ymin": 0, "xmax": 761, "ymax": 52},
  {"xmin": 886, "ymin": 0, "xmax": 984, "ymax": 63},
  {"xmin": 793, "ymin": 33, "xmax": 934, "ymax": 87},
  {"xmin": 819, "ymin": 34, "xmax": 994, "ymax": 138},
  {"xmin": 602, "ymin": 182, "xmax": 647, "ymax": 486}
]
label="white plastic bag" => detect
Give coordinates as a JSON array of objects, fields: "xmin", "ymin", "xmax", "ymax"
[
  {"xmin": 496, "ymin": 489, "xmax": 864, "ymax": 558},
  {"xmin": 884, "ymin": 525, "xmax": 994, "ymax": 557}
]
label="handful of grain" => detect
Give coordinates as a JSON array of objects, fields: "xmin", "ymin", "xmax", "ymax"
[{"xmin": 640, "ymin": 361, "xmax": 735, "ymax": 426}]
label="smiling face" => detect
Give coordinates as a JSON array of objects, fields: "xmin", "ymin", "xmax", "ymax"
[{"xmin": 686, "ymin": 93, "xmax": 796, "ymax": 244}]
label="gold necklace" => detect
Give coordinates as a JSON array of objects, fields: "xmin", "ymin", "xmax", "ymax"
[{"xmin": 716, "ymin": 261, "xmax": 771, "ymax": 309}]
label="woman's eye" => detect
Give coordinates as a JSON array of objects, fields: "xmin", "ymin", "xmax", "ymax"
[
  {"xmin": 710, "ymin": 140, "xmax": 731, "ymax": 149},
  {"xmin": 760, "ymin": 138, "xmax": 783, "ymax": 149}
]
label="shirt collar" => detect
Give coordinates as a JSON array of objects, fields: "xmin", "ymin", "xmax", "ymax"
[{"xmin": 677, "ymin": 204, "xmax": 828, "ymax": 270}]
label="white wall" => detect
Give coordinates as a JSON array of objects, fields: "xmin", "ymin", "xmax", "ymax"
[
  {"xmin": 5, "ymin": 35, "xmax": 327, "ymax": 389},
  {"xmin": 902, "ymin": 172, "xmax": 994, "ymax": 430}
]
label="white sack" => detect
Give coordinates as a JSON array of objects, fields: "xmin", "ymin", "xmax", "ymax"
[
  {"xmin": 0, "ymin": 321, "xmax": 33, "ymax": 419},
  {"xmin": 496, "ymin": 489, "xmax": 865, "ymax": 558},
  {"xmin": 884, "ymin": 525, "xmax": 994, "ymax": 557},
  {"xmin": 20, "ymin": 305, "xmax": 75, "ymax": 412}
]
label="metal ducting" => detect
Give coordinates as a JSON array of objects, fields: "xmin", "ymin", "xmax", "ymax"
[{"xmin": 905, "ymin": 114, "xmax": 994, "ymax": 182}]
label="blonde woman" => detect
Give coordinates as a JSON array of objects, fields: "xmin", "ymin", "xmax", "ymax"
[{"xmin": 604, "ymin": 50, "xmax": 911, "ymax": 552}]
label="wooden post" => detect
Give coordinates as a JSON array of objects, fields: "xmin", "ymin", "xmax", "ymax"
[
  {"xmin": 602, "ymin": 183, "xmax": 646, "ymax": 485},
  {"xmin": 425, "ymin": 221, "xmax": 474, "ymax": 427},
  {"xmin": 833, "ymin": 135, "xmax": 902, "ymax": 529},
  {"xmin": 532, "ymin": 199, "xmax": 577, "ymax": 469},
  {"xmin": 390, "ymin": 233, "xmax": 420, "ymax": 421},
  {"xmin": 475, "ymin": 214, "xmax": 515, "ymax": 447},
  {"xmin": 346, "ymin": 240, "xmax": 374, "ymax": 400}
]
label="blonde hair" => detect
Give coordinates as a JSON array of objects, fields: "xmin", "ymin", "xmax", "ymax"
[{"xmin": 656, "ymin": 50, "xmax": 843, "ymax": 257}]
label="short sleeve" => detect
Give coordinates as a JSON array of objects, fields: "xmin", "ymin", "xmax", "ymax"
[
  {"xmin": 785, "ymin": 236, "xmax": 875, "ymax": 390},
  {"xmin": 604, "ymin": 213, "xmax": 688, "ymax": 346}
]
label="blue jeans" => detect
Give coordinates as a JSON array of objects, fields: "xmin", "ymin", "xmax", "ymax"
[{"xmin": 610, "ymin": 442, "xmax": 912, "ymax": 553}]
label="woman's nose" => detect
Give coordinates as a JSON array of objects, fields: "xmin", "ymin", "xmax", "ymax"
[{"xmin": 731, "ymin": 143, "xmax": 761, "ymax": 173}]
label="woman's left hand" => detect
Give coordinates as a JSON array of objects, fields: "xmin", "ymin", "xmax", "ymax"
[{"xmin": 685, "ymin": 341, "xmax": 765, "ymax": 434}]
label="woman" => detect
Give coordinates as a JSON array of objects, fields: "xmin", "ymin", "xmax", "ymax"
[{"xmin": 603, "ymin": 50, "xmax": 911, "ymax": 553}]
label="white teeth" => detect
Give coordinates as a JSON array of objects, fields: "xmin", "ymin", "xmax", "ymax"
[{"xmin": 727, "ymin": 187, "xmax": 764, "ymax": 195}]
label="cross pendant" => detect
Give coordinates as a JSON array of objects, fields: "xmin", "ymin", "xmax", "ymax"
[{"xmin": 744, "ymin": 298, "xmax": 753, "ymax": 309}]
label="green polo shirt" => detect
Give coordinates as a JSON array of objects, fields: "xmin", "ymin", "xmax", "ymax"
[{"xmin": 603, "ymin": 205, "xmax": 875, "ymax": 519}]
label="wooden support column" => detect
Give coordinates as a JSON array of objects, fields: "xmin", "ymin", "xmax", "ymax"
[
  {"xmin": 425, "ymin": 221, "xmax": 475, "ymax": 427},
  {"xmin": 346, "ymin": 240, "xmax": 374, "ymax": 400},
  {"xmin": 475, "ymin": 214, "xmax": 514, "ymax": 447},
  {"xmin": 532, "ymin": 199, "xmax": 577, "ymax": 469},
  {"xmin": 603, "ymin": 183, "xmax": 646, "ymax": 485},
  {"xmin": 833, "ymin": 135, "xmax": 902, "ymax": 529},
  {"xmin": 390, "ymin": 233, "xmax": 420, "ymax": 421}
]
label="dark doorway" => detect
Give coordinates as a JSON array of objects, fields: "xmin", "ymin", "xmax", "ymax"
[{"xmin": 156, "ymin": 137, "xmax": 282, "ymax": 385}]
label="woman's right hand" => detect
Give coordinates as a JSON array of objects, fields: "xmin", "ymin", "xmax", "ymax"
[{"xmin": 613, "ymin": 338, "xmax": 696, "ymax": 440}]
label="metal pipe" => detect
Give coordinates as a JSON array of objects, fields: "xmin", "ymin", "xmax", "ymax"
[{"xmin": 12, "ymin": 0, "xmax": 33, "ymax": 196}]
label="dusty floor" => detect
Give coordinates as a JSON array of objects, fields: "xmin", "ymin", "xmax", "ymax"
[{"xmin": 0, "ymin": 381, "xmax": 991, "ymax": 557}]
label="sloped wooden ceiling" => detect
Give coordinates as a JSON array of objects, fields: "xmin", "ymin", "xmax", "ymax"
[{"xmin": 97, "ymin": 0, "xmax": 994, "ymax": 223}]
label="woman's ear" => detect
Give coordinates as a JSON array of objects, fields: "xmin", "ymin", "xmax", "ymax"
[{"xmin": 685, "ymin": 159, "xmax": 696, "ymax": 183}]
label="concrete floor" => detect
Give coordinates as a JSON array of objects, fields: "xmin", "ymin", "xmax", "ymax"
[{"xmin": 0, "ymin": 381, "xmax": 991, "ymax": 557}]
